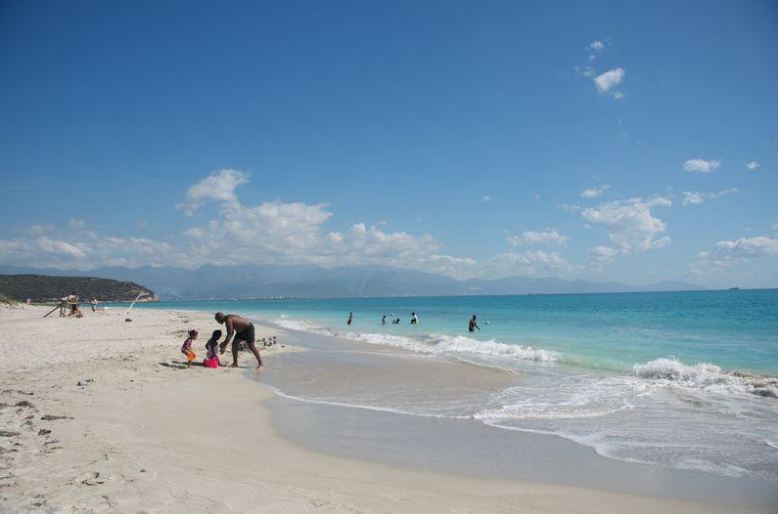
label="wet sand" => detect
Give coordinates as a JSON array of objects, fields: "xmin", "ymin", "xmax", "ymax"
[{"xmin": 258, "ymin": 329, "xmax": 778, "ymax": 512}]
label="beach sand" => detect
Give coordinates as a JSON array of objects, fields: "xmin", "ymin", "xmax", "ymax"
[{"xmin": 0, "ymin": 305, "xmax": 770, "ymax": 513}]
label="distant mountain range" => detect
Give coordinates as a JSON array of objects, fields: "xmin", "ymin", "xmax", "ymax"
[{"xmin": 0, "ymin": 264, "xmax": 705, "ymax": 300}]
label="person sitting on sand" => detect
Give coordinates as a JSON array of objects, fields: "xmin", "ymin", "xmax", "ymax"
[
  {"xmin": 181, "ymin": 329, "xmax": 198, "ymax": 368},
  {"xmin": 65, "ymin": 292, "xmax": 83, "ymax": 318},
  {"xmin": 60, "ymin": 292, "xmax": 77, "ymax": 317},
  {"xmin": 203, "ymin": 330, "xmax": 221, "ymax": 368},
  {"xmin": 215, "ymin": 312, "xmax": 263, "ymax": 369}
]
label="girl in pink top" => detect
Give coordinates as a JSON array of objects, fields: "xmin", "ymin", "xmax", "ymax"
[{"xmin": 203, "ymin": 330, "xmax": 222, "ymax": 368}]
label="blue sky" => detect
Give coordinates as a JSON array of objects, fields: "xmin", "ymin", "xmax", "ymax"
[{"xmin": 1, "ymin": 0, "xmax": 776, "ymax": 287}]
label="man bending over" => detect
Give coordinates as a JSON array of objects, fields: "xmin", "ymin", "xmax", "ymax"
[{"xmin": 214, "ymin": 312, "xmax": 263, "ymax": 369}]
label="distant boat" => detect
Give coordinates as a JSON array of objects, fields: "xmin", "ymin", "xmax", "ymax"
[{"xmin": 728, "ymin": 287, "xmax": 741, "ymax": 291}]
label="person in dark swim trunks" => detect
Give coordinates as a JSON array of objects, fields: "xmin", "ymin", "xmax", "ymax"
[
  {"xmin": 214, "ymin": 312, "xmax": 263, "ymax": 369},
  {"xmin": 468, "ymin": 315, "xmax": 480, "ymax": 332}
]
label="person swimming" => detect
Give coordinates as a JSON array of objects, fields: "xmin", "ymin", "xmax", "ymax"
[
  {"xmin": 347, "ymin": 312, "xmax": 353, "ymax": 325},
  {"xmin": 410, "ymin": 312, "xmax": 418, "ymax": 325}
]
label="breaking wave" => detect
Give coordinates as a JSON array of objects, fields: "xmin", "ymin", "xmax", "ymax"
[
  {"xmin": 633, "ymin": 358, "xmax": 778, "ymax": 399},
  {"xmin": 272, "ymin": 315, "xmax": 559, "ymax": 364}
]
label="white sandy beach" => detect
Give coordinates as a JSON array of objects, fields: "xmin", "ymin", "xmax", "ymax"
[{"xmin": 0, "ymin": 305, "xmax": 769, "ymax": 513}]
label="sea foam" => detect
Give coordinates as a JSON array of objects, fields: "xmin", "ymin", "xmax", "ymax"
[
  {"xmin": 632, "ymin": 357, "xmax": 778, "ymax": 398},
  {"xmin": 273, "ymin": 315, "xmax": 560, "ymax": 365}
]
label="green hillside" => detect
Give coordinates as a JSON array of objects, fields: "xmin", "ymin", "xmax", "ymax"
[{"xmin": 0, "ymin": 274, "xmax": 158, "ymax": 303}]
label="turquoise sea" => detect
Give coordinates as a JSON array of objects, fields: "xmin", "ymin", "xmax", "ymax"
[{"xmin": 129, "ymin": 289, "xmax": 778, "ymax": 481}]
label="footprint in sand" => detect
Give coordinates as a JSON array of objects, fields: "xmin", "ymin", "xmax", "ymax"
[
  {"xmin": 40, "ymin": 414, "xmax": 73, "ymax": 421},
  {"xmin": 77, "ymin": 471, "xmax": 111, "ymax": 486}
]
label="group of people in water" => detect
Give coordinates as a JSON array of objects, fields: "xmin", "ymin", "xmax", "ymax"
[
  {"xmin": 350, "ymin": 311, "xmax": 420, "ymax": 326},
  {"xmin": 180, "ymin": 312, "xmax": 263, "ymax": 369},
  {"xmin": 349, "ymin": 312, "xmax": 483, "ymax": 332}
]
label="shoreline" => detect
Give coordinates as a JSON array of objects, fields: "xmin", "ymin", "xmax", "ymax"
[
  {"xmin": 256, "ymin": 326, "xmax": 778, "ymax": 509},
  {"xmin": 1, "ymin": 305, "xmax": 775, "ymax": 513}
]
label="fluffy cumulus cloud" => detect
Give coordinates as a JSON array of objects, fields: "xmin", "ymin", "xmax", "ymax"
[
  {"xmin": 581, "ymin": 196, "xmax": 672, "ymax": 255},
  {"xmin": 507, "ymin": 229, "xmax": 568, "ymax": 247},
  {"xmin": 0, "ymin": 169, "xmax": 580, "ymax": 280},
  {"xmin": 696, "ymin": 236, "xmax": 778, "ymax": 268},
  {"xmin": 682, "ymin": 159, "xmax": 720, "ymax": 173},
  {"xmin": 593, "ymin": 68, "xmax": 625, "ymax": 98},
  {"xmin": 580, "ymin": 185, "xmax": 610, "ymax": 199},
  {"xmin": 183, "ymin": 200, "xmax": 336, "ymax": 265},
  {"xmin": 745, "ymin": 161, "xmax": 760, "ymax": 171},
  {"xmin": 681, "ymin": 188, "xmax": 738, "ymax": 206},
  {"xmin": 0, "ymin": 220, "xmax": 177, "ymax": 270},
  {"xmin": 177, "ymin": 168, "xmax": 249, "ymax": 215}
]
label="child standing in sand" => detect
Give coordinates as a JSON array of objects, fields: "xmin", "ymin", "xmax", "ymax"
[
  {"xmin": 203, "ymin": 330, "xmax": 221, "ymax": 368},
  {"xmin": 181, "ymin": 329, "xmax": 198, "ymax": 368}
]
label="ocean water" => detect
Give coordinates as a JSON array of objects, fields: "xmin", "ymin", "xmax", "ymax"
[{"xmin": 131, "ymin": 289, "xmax": 778, "ymax": 481}]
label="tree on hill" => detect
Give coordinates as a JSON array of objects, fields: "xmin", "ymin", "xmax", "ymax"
[{"xmin": 0, "ymin": 274, "xmax": 157, "ymax": 303}]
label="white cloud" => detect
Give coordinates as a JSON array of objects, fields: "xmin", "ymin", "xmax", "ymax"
[
  {"xmin": 183, "ymin": 199, "xmax": 335, "ymax": 265},
  {"xmin": 0, "ymin": 172, "xmax": 578, "ymax": 281},
  {"xmin": 682, "ymin": 159, "xmax": 720, "ymax": 173},
  {"xmin": 745, "ymin": 161, "xmax": 760, "ymax": 171},
  {"xmin": 590, "ymin": 245, "xmax": 619, "ymax": 264},
  {"xmin": 593, "ymin": 68, "xmax": 625, "ymax": 98},
  {"xmin": 0, "ymin": 231, "xmax": 177, "ymax": 270},
  {"xmin": 507, "ymin": 229, "xmax": 568, "ymax": 247},
  {"xmin": 481, "ymin": 251, "xmax": 572, "ymax": 279},
  {"xmin": 36, "ymin": 237, "xmax": 87, "ymax": 259},
  {"xmin": 177, "ymin": 168, "xmax": 249, "ymax": 215},
  {"xmin": 581, "ymin": 196, "xmax": 672, "ymax": 254},
  {"xmin": 482, "ymin": 195, "xmax": 493, "ymax": 203},
  {"xmin": 681, "ymin": 188, "xmax": 738, "ymax": 206},
  {"xmin": 696, "ymin": 236, "xmax": 778, "ymax": 268},
  {"xmin": 771, "ymin": 222, "xmax": 778, "ymax": 232},
  {"xmin": 589, "ymin": 40, "xmax": 605, "ymax": 51},
  {"xmin": 580, "ymin": 185, "xmax": 610, "ymax": 199}
]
